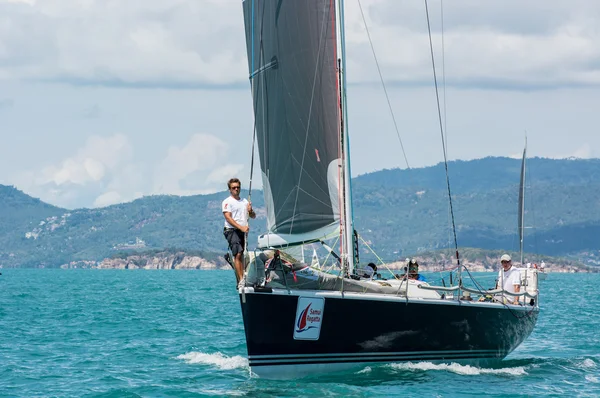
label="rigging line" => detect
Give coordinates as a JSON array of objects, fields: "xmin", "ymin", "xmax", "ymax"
[
  {"xmin": 440, "ymin": 0, "xmax": 452, "ymax": 260},
  {"xmin": 290, "ymin": 1, "xmax": 333, "ymax": 234},
  {"xmin": 248, "ymin": 127, "xmax": 257, "ymax": 198},
  {"xmin": 252, "ymin": 2, "xmax": 270, "ymax": 245},
  {"xmin": 248, "ymin": 1, "xmax": 267, "ymax": 198},
  {"xmin": 424, "ymin": 0, "xmax": 459, "ymax": 266},
  {"xmin": 248, "ymin": 0, "xmax": 256, "ymax": 201},
  {"xmin": 356, "ymin": 0, "xmax": 410, "ymax": 170},
  {"xmin": 246, "ymin": 87, "xmax": 258, "ymax": 260},
  {"xmin": 276, "ymin": 148, "xmax": 330, "ymax": 198},
  {"xmin": 440, "ymin": 0, "xmax": 448, "ymax": 156},
  {"xmin": 339, "ymin": 0, "xmax": 356, "ymax": 273},
  {"xmin": 248, "ymin": 74, "xmax": 258, "ymax": 200},
  {"xmin": 336, "ymin": 57, "xmax": 345, "ymax": 264},
  {"xmin": 320, "ymin": 236, "xmax": 342, "ymax": 274},
  {"xmin": 357, "ymin": 234, "xmax": 400, "ymax": 280},
  {"xmin": 251, "ymin": 0, "xmax": 255, "ymax": 82},
  {"xmin": 336, "ymin": 3, "xmax": 347, "ymax": 269},
  {"xmin": 244, "ymin": 0, "xmax": 261, "ymax": 281},
  {"xmin": 461, "ymin": 265, "xmax": 488, "ymax": 293}
]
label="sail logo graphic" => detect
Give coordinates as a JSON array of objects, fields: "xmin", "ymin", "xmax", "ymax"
[
  {"xmin": 296, "ymin": 304, "xmax": 315, "ymax": 332},
  {"xmin": 293, "ymin": 297, "xmax": 325, "ymax": 340}
]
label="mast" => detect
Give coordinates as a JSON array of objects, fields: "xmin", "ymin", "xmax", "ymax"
[
  {"xmin": 338, "ymin": 0, "xmax": 356, "ymax": 274},
  {"xmin": 518, "ymin": 137, "xmax": 527, "ymax": 266}
]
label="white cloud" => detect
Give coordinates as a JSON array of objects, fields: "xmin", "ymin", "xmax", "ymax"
[
  {"xmin": 36, "ymin": 134, "xmax": 131, "ymax": 186},
  {"xmin": 13, "ymin": 131, "xmax": 245, "ymax": 208},
  {"xmin": 0, "ymin": 0, "xmax": 247, "ymax": 85},
  {"xmin": 343, "ymin": 1, "xmax": 600, "ymax": 87},
  {"xmin": 561, "ymin": 144, "xmax": 595, "ymax": 159},
  {"xmin": 0, "ymin": 0, "xmax": 35, "ymax": 5},
  {"xmin": 0, "ymin": 1, "xmax": 598, "ymax": 88},
  {"xmin": 1, "ymin": 2, "xmax": 599, "ymax": 209},
  {"xmin": 153, "ymin": 133, "xmax": 243, "ymax": 196},
  {"xmin": 93, "ymin": 191, "xmax": 121, "ymax": 207},
  {"xmin": 14, "ymin": 133, "xmax": 134, "ymax": 208},
  {"xmin": 206, "ymin": 164, "xmax": 245, "ymax": 186}
]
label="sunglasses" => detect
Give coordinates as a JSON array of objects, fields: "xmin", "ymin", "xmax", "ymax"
[{"xmin": 230, "ymin": 186, "xmax": 240, "ymax": 190}]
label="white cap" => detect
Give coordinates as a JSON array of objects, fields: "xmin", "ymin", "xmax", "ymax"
[{"xmin": 500, "ymin": 254, "xmax": 511, "ymax": 262}]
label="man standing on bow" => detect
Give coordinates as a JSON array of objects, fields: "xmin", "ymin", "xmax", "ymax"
[
  {"xmin": 222, "ymin": 178, "xmax": 256, "ymax": 283},
  {"xmin": 496, "ymin": 254, "xmax": 521, "ymax": 305}
]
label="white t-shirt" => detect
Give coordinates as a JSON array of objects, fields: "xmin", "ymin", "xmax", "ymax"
[
  {"xmin": 222, "ymin": 196, "xmax": 249, "ymax": 229},
  {"xmin": 498, "ymin": 266, "xmax": 521, "ymax": 294}
]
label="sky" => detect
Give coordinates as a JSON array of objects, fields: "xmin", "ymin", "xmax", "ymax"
[{"xmin": 0, "ymin": 0, "xmax": 599, "ymax": 209}]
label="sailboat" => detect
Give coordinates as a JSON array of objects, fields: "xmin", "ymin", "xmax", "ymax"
[
  {"xmin": 517, "ymin": 142, "xmax": 547, "ymax": 281},
  {"xmin": 238, "ymin": 0, "xmax": 539, "ymax": 379}
]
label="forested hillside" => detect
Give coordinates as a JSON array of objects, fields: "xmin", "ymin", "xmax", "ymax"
[{"xmin": 1, "ymin": 157, "xmax": 599, "ymax": 268}]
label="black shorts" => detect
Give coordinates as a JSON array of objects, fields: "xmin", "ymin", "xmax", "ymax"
[{"xmin": 224, "ymin": 228, "xmax": 245, "ymax": 256}]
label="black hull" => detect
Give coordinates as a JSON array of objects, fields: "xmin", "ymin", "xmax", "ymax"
[{"xmin": 239, "ymin": 289, "xmax": 538, "ymax": 378}]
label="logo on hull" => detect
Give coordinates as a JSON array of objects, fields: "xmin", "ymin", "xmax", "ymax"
[{"xmin": 293, "ymin": 297, "xmax": 325, "ymax": 340}]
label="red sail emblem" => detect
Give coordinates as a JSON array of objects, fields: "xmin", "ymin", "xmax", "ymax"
[{"xmin": 296, "ymin": 303, "xmax": 312, "ymax": 331}]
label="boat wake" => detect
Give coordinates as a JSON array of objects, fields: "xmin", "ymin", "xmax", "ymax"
[
  {"xmin": 389, "ymin": 361, "xmax": 527, "ymax": 376},
  {"xmin": 177, "ymin": 351, "xmax": 249, "ymax": 370}
]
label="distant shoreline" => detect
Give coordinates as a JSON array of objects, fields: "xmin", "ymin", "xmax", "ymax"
[
  {"xmin": 51, "ymin": 254, "xmax": 599, "ymax": 273},
  {"xmin": 2, "ymin": 267, "xmax": 596, "ymax": 274},
  {"xmin": 1, "ymin": 250, "xmax": 596, "ymax": 273}
]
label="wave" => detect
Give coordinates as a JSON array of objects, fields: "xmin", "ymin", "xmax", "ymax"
[
  {"xmin": 578, "ymin": 358, "xmax": 597, "ymax": 369},
  {"xmin": 585, "ymin": 375, "xmax": 599, "ymax": 383},
  {"xmin": 177, "ymin": 351, "xmax": 248, "ymax": 370},
  {"xmin": 389, "ymin": 361, "xmax": 527, "ymax": 376}
]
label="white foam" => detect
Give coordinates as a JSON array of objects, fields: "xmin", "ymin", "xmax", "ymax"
[
  {"xmin": 177, "ymin": 351, "xmax": 249, "ymax": 370},
  {"xmin": 357, "ymin": 366, "xmax": 372, "ymax": 374},
  {"xmin": 579, "ymin": 358, "xmax": 597, "ymax": 369},
  {"xmin": 585, "ymin": 375, "xmax": 599, "ymax": 383},
  {"xmin": 389, "ymin": 362, "xmax": 527, "ymax": 376},
  {"xmin": 200, "ymin": 388, "xmax": 245, "ymax": 397}
]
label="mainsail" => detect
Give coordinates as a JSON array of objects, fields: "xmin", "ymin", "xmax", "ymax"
[{"xmin": 242, "ymin": 0, "xmax": 342, "ymax": 248}]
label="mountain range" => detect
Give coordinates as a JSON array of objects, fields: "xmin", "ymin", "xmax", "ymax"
[{"xmin": 2, "ymin": 156, "xmax": 600, "ymax": 268}]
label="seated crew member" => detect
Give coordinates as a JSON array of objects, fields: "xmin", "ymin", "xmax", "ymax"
[
  {"xmin": 362, "ymin": 262, "xmax": 377, "ymax": 279},
  {"xmin": 407, "ymin": 259, "xmax": 426, "ymax": 282}
]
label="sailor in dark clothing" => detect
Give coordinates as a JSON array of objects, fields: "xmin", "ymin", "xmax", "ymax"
[{"xmin": 362, "ymin": 262, "xmax": 378, "ymax": 279}]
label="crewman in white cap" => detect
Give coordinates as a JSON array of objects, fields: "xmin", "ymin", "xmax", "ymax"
[{"xmin": 496, "ymin": 254, "xmax": 521, "ymax": 305}]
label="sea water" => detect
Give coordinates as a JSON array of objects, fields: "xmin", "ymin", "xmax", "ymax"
[{"xmin": 0, "ymin": 270, "xmax": 598, "ymax": 397}]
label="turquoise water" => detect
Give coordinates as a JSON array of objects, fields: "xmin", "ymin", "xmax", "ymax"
[{"xmin": 0, "ymin": 270, "xmax": 598, "ymax": 397}]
